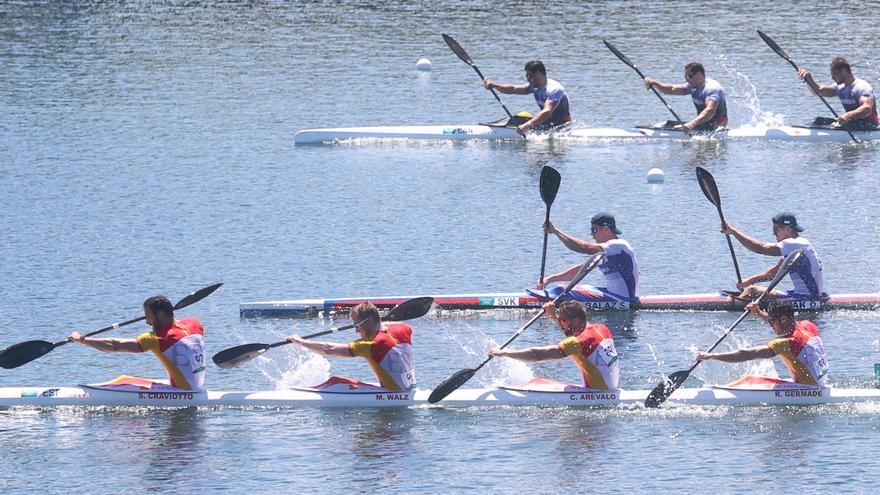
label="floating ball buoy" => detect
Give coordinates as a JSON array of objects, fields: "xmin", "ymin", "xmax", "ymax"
[
  {"xmin": 416, "ymin": 58, "xmax": 432, "ymax": 71},
  {"xmin": 646, "ymin": 167, "xmax": 665, "ymax": 184}
]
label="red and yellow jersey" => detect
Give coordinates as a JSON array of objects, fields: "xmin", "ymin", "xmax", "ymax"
[
  {"xmin": 348, "ymin": 322, "xmax": 415, "ymax": 391},
  {"xmin": 767, "ymin": 320, "xmax": 829, "ymax": 386},
  {"xmin": 557, "ymin": 323, "xmax": 619, "ymax": 390},
  {"xmin": 136, "ymin": 317, "xmax": 207, "ymax": 391}
]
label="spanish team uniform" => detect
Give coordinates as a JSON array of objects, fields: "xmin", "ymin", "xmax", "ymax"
[
  {"xmin": 529, "ymin": 78, "xmax": 571, "ymax": 128},
  {"xmin": 777, "ymin": 237, "xmax": 824, "ymax": 299},
  {"xmin": 349, "ymin": 323, "xmax": 415, "ymax": 391},
  {"xmin": 557, "ymin": 323, "xmax": 619, "ymax": 390},
  {"xmin": 674, "ymin": 77, "xmax": 728, "ymax": 130},
  {"xmin": 767, "ymin": 320, "xmax": 829, "ymax": 386},
  {"xmin": 832, "ymin": 78, "xmax": 878, "ymax": 130},
  {"xmin": 136, "ymin": 317, "xmax": 207, "ymax": 391}
]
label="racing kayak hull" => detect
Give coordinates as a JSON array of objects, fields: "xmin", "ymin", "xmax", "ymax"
[{"xmin": 239, "ymin": 290, "xmax": 880, "ymax": 317}]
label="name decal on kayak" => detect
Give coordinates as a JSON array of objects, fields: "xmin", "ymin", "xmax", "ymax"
[
  {"xmin": 493, "ymin": 297, "xmax": 520, "ymax": 307},
  {"xmin": 774, "ymin": 389, "xmax": 823, "ymax": 398},
  {"xmin": 583, "ymin": 301, "xmax": 631, "ymax": 311},
  {"xmin": 787, "ymin": 300, "xmax": 824, "ymax": 310},
  {"xmin": 442, "ymin": 127, "xmax": 471, "ymax": 135},
  {"xmin": 569, "ymin": 392, "xmax": 618, "ymax": 401},
  {"xmin": 374, "ymin": 393, "xmax": 410, "ymax": 400},
  {"xmin": 138, "ymin": 392, "xmax": 195, "ymax": 400}
]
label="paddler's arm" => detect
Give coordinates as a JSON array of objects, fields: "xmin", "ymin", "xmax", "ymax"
[
  {"xmin": 520, "ymin": 98, "xmax": 559, "ymax": 134},
  {"xmin": 286, "ymin": 334, "xmax": 353, "ymax": 358},
  {"xmin": 544, "ymin": 220, "xmax": 601, "ymax": 255},
  {"xmin": 683, "ymin": 99, "xmax": 717, "ymax": 130},
  {"xmin": 696, "ymin": 345, "xmax": 775, "ymax": 363},
  {"xmin": 484, "ymin": 79, "xmax": 530, "ymax": 95},
  {"xmin": 68, "ymin": 332, "xmax": 144, "ymax": 353},
  {"xmin": 721, "ymin": 221, "xmax": 782, "ymax": 256},
  {"xmin": 539, "ymin": 262, "xmax": 587, "ymax": 288},
  {"xmin": 643, "ymin": 77, "xmax": 689, "ymax": 95},
  {"xmin": 838, "ymin": 94, "xmax": 875, "ymax": 124},
  {"xmin": 796, "ymin": 68, "xmax": 836, "ymax": 97},
  {"xmin": 489, "ymin": 345, "xmax": 565, "ymax": 361},
  {"xmin": 739, "ymin": 261, "xmax": 780, "ymax": 290}
]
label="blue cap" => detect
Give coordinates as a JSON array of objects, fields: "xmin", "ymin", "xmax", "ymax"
[
  {"xmin": 772, "ymin": 212, "xmax": 804, "ymax": 232},
  {"xmin": 591, "ymin": 212, "xmax": 621, "ymax": 234}
]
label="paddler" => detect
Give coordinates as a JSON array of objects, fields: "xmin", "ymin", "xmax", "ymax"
[
  {"xmin": 643, "ymin": 62, "xmax": 728, "ymax": 131},
  {"xmin": 697, "ymin": 301, "xmax": 829, "ymax": 386},
  {"xmin": 67, "ymin": 295, "xmax": 207, "ymax": 391},
  {"xmin": 489, "ymin": 301, "xmax": 619, "ymax": 390},
  {"xmin": 538, "ymin": 213, "xmax": 639, "ymax": 302},
  {"xmin": 722, "ymin": 213, "xmax": 824, "ymax": 301},
  {"xmin": 286, "ymin": 302, "xmax": 415, "ymax": 391},
  {"xmin": 483, "ymin": 60, "xmax": 571, "ymax": 134},
  {"xmin": 797, "ymin": 57, "xmax": 878, "ymax": 131}
]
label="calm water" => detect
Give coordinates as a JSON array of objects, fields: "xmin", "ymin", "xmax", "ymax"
[{"xmin": 2, "ymin": 2, "xmax": 880, "ymax": 493}]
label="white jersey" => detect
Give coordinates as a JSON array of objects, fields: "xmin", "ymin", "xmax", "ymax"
[
  {"xmin": 777, "ymin": 237, "xmax": 824, "ymax": 297},
  {"xmin": 598, "ymin": 239, "xmax": 639, "ymax": 299}
]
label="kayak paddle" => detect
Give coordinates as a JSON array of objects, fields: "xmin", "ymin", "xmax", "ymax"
[
  {"xmin": 0, "ymin": 283, "xmax": 223, "ymax": 370},
  {"xmin": 644, "ymin": 249, "xmax": 804, "ymax": 408},
  {"xmin": 538, "ymin": 166, "xmax": 562, "ymax": 286},
  {"xmin": 757, "ymin": 30, "xmax": 860, "ymax": 144},
  {"xmin": 212, "ymin": 296, "xmax": 435, "ymax": 369},
  {"xmin": 428, "ymin": 253, "xmax": 604, "ymax": 404},
  {"xmin": 695, "ymin": 166, "xmax": 742, "ymax": 286},
  {"xmin": 442, "ymin": 33, "xmax": 515, "ymax": 120},
  {"xmin": 603, "ymin": 39, "xmax": 685, "ymax": 124}
]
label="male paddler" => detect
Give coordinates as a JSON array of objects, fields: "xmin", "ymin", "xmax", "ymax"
[
  {"xmin": 697, "ymin": 301, "xmax": 829, "ymax": 386},
  {"xmin": 483, "ymin": 60, "xmax": 571, "ymax": 134},
  {"xmin": 67, "ymin": 295, "xmax": 207, "ymax": 391},
  {"xmin": 538, "ymin": 213, "xmax": 639, "ymax": 302},
  {"xmin": 722, "ymin": 213, "xmax": 824, "ymax": 301},
  {"xmin": 286, "ymin": 302, "xmax": 415, "ymax": 391},
  {"xmin": 489, "ymin": 301, "xmax": 619, "ymax": 390},
  {"xmin": 643, "ymin": 62, "xmax": 728, "ymax": 131},
  {"xmin": 797, "ymin": 57, "xmax": 878, "ymax": 131}
]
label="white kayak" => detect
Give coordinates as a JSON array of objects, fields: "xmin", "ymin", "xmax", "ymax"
[
  {"xmin": 2, "ymin": 376, "xmax": 878, "ymax": 409},
  {"xmin": 294, "ymin": 122, "xmax": 879, "ymax": 144}
]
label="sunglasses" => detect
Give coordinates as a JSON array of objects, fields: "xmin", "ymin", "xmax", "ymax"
[{"xmin": 685, "ymin": 72, "xmax": 696, "ymax": 81}]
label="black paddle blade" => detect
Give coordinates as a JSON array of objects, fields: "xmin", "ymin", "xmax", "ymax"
[
  {"xmin": 0, "ymin": 340, "xmax": 57, "ymax": 369},
  {"xmin": 442, "ymin": 33, "xmax": 473, "ymax": 65},
  {"xmin": 695, "ymin": 167, "xmax": 721, "ymax": 206},
  {"xmin": 212, "ymin": 343, "xmax": 270, "ymax": 369},
  {"xmin": 385, "ymin": 297, "xmax": 434, "ymax": 322},
  {"xmin": 645, "ymin": 370, "xmax": 691, "ymax": 408},
  {"xmin": 174, "ymin": 283, "xmax": 223, "ymax": 310},
  {"xmin": 602, "ymin": 39, "xmax": 634, "ymax": 68},
  {"xmin": 757, "ymin": 30, "xmax": 791, "ymax": 62},
  {"xmin": 428, "ymin": 368, "xmax": 476, "ymax": 403},
  {"xmin": 539, "ymin": 166, "xmax": 562, "ymax": 207}
]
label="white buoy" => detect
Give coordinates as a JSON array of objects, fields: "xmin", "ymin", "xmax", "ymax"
[
  {"xmin": 646, "ymin": 167, "xmax": 665, "ymax": 184},
  {"xmin": 416, "ymin": 58, "xmax": 432, "ymax": 71}
]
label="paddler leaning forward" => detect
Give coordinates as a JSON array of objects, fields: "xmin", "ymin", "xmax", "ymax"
[
  {"xmin": 489, "ymin": 301, "xmax": 619, "ymax": 391},
  {"xmin": 67, "ymin": 295, "xmax": 207, "ymax": 391},
  {"xmin": 797, "ymin": 57, "xmax": 878, "ymax": 131},
  {"xmin": 643, "ymin": 61, "xmax": 728, "ymax": 131},
  {"xmin": 697, "ymin": 301, "xmax": 829, "ymax": 387},
  {"xmin": 483, "ymin": 60, "xmax": 572, "ymax": 134},
  {"xmin": 286, "ymin": 302, "xmax": 415, "ymax": 391},
  {"xmin": 536, "ymin": 213, "xmax": 639, "ymax": 304}
]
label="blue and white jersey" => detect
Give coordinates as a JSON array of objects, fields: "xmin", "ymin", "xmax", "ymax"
[
  {"xmin": 778, "ymin": 237, "xmax": 824, "ymax": 297},
  {"xmin": 675, "ymin": 77, "xmax": 728, "ymax": 126},
  {"xmin": 832, "ymin": 77, "xmax": 878, "ymax": 125},
  {"xmin": 597, "ymin": 239, "xmax": 639, "ymax": 299},
  {"xmin": 528, "ymin": 78, "xmax": 571, "ymax": 125}
]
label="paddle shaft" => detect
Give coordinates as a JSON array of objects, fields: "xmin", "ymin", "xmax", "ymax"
[
  {"xmin": 603, "ymin": 40, "xmax": 685, "ymax": 123},
  {"xmin": 715, "ymin": 206, "xmax": 743, "ymax": 284},
  {"xmin": 539, "ymin": 209, "xmax": 552, "ymax": 283},
  {"xmin": 757, "ymin": 31, "xmax": 859, "ymax": 143},
  {"xmin": 443, "ymin": 34, "xmax": 513, "ymax": 119}
]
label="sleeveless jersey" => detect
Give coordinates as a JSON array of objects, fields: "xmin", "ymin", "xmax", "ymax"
[
  {"xmin": 136, "ymin": 317, "xmax": 207, "ymax": 391},
  {"xmin": 767, "ymin": 320, "xmax": 829, "ymax": 386},
  {"xmin": 777, "ymin": 237, "xmax": 824, "ymax": 297},
  {"xmin": 349, "ymin": 322, "xmax": 415, "ymax": 391},
  {"xmin": 529, "ymin": 78, "xmax": 571, "ymax": 126},
  {"xmin": 832, "ymin": 78, "xmax": 879, "ymax": 125},
  {"xmin": 557, "ymin": 323, "xmax": 619, "ymax": 390},
  {"xmin": 598, "ymin": 238, "xmax": 639, "ymax": 299}
]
